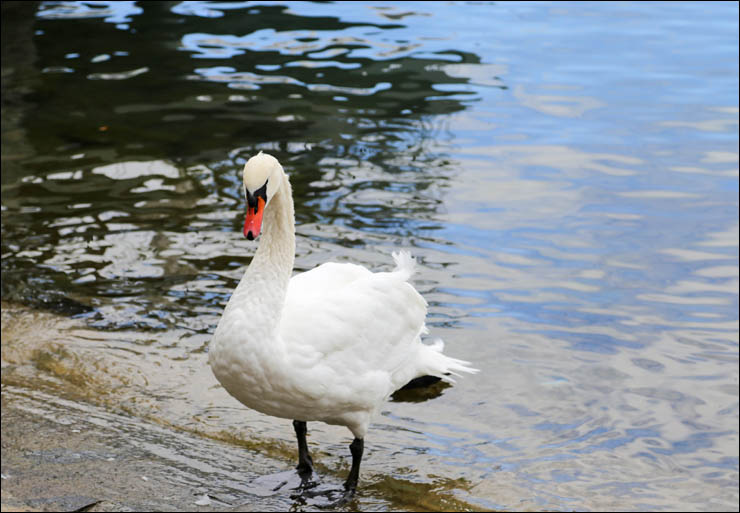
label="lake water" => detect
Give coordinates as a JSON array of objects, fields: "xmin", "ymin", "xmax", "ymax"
[{"xmin": 1, "ymin": 1, "xmax": 738, "ymax": 511}]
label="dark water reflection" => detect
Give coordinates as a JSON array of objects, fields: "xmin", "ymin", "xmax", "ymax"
[
  {"xmin": 1, "ymin": 1, "xmax": 738, "ymax": 511},
  {"xmin": 3, "ymin": 1, "xmax": 481, "ymax": 331}
]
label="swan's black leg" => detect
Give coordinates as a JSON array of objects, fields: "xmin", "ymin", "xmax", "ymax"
[
  {"xmin": 291, "ymin": 437, "xmax": 364, "ymax": 505},
  {"xmin": 343, "ymin": 438, "xmax": 364, "ymax": 494},
  {"xmin": 293, "ymin": 420, "xmax": 313, "ymax": 476}
]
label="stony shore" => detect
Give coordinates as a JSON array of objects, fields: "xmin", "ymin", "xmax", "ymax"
[{"xmin": 1, "ymin": 384, "xmax": 281, "ymax": 512}]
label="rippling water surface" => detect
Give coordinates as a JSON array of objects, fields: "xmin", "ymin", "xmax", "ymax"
[{"xmin": 2, "ymin": 1, "xmax": 738, "ymax": 511}]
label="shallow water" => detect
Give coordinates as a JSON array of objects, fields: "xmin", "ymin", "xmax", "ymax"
[{"xmin": 1, "ymin": 1, "xmax": 738, "ymax": 511}]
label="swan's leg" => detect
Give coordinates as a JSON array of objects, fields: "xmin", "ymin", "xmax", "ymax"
[
  {"xmin": 343, "ymin": 437, "xmax": 364, "ymax": 494},
  {"xmin": 292, "ymin": 438, "xmax": 364, "ymax": 505},
  {"xmin": 293, "ymin": 420, "xmax": 313, "ymax": 475}
]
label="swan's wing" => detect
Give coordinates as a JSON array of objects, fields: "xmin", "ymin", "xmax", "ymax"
[
  {"xmin": 281, "ymin": 265, "xmax": 427, "ymax": 395},
  {"xmin": 287, "ymin": 261, "xmax": 372, "ymax": 299}
]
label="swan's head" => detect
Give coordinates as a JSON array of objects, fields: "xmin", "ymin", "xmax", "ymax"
[{"xmin": 241, "ymin": 151, "xmax": 284, "ymax": 240}]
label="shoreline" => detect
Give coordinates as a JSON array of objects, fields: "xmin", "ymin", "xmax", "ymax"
[
  {"xmin": 1, "ymin": 301, "xmax": 483, "ymax": 512},
  {"xmin": 1, "ymin": 384, "xmax": 274, "ymax": 512}
]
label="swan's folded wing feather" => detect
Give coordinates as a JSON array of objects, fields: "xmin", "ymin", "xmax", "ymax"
[
  {"xmin": 281, "ymin": 267, "xmax": 427, "ymax": 384},
  {"xmin": 287, "ymin": 261, "xmax": 372, "ymax": 298}
]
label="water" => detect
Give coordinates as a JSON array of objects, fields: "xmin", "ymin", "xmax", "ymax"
[{"xmin": 1, "ymin": 1, "xmax": 738, "ymax": 510}]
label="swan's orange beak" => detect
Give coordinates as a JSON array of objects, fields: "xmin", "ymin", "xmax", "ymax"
[{"xmin": 243, "ymin": 197, "xmax": 265, "ymax": 240}]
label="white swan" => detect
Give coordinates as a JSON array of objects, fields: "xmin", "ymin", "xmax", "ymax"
[{"xmin": 209, "ymin": 152, "xmax": 478, "ymax": 500}]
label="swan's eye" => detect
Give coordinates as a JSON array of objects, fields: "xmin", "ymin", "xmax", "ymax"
[{"xmin": 246, "ymin": 181, "xmax": 268, "ymax": 213}]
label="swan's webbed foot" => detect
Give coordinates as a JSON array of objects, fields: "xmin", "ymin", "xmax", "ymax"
[
  {"xmin": 295, "ymin": 469, "xmax": 319, "ymax": 490},
  {"xmin": 291, "ymin": 473, "xmax": 320, "ymax": 494}
]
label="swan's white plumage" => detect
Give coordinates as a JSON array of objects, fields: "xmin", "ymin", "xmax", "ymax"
[{"xmin": 209, "ymin": 153, "xmax": 478, "ymax": 440}]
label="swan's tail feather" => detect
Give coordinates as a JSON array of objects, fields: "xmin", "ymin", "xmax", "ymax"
[
  {"xmin": 390, "ymin": 252, "xmax": 479, "ymax": 383},
  {"xmin": 419, "ymin": 337, "xmax": 479, "ymax": 383},
  {"xmin": 392, "ymin": 250, "xmax": 417, "ymax": 281}
]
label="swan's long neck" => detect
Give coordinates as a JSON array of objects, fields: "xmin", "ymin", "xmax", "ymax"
[{"xmin": 224, "ymin": 171, "xmax": 295, "ymax": 340}]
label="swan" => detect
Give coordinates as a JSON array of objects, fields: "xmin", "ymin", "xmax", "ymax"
[{"xmin": 209, "ymin": 152, "xmax": 478, "ymax": 501}]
